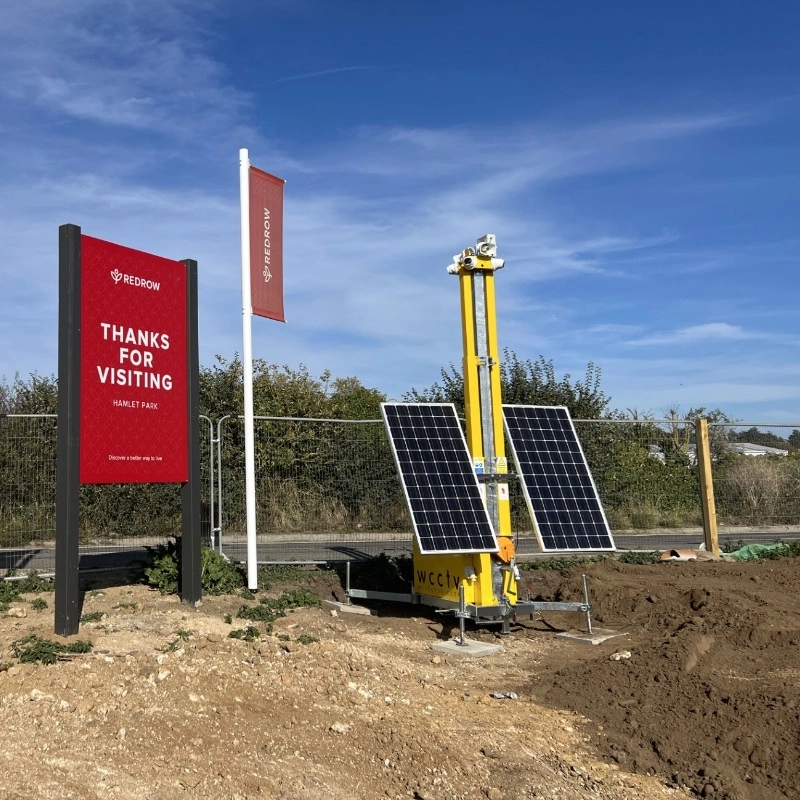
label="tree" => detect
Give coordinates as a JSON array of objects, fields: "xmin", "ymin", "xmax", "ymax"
[{"xmin": 405, "ymin": 350, "xmax": 611, "ymax": 419}]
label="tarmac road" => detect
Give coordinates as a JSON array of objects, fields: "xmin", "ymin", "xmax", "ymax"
[{"xmin": 1, "ymin": 529, "xmax": 798, "ymax": 574}]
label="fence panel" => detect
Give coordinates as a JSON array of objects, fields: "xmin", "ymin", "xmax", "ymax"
[
  {"xmin": 217, "ymin": 416, "xmax": 412, "ymax": 562},
  {"xmin": 0, "ymin": 414, "xmax": 214, "ymax": 573},
  {"xmin": 572, "ymin": 418, "xmax": 703, "ymax": 532},
  {"xmin": 709, "ymin": 423, "xmax": 800, "ymax": 548},
  {"xmin": 218, "ymin": 416, "xmax": 709, "ymax": 561},
  {"xmin": 5, "ymin": 412, "xmax": 800, "ymax": 573}
]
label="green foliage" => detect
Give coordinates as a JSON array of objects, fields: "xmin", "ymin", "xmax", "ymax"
[
  {"xmin": 519, "ymin": 556, "xmax": 597, "ymax": 571},
  {"xmin": 16, "ymin": 573, "xmax": 53, "ymax": 593},
  {"xmin": 228, "ymin": 625, "xmax": 260, "ymax": 642},
  {"xmin": 721, "ymin": 538, "xmax": 747, "ymax": 553},
  {"xmin": 236, "ymin": 588, "xmax": 321, "ymax": 625},
  {"xmin": 30, "ymin": 597, "xmax": 47, "ymax": 612},
  {"xmin": 780, "ymin": 540, "xmax": 800, "ymax": 558},
  {"xmin": 202, "ymin": 356, "xmax": 405, "ymax": 535},
  {"xmin": 12, "ymin": 634, "xmax": 92, "ymax": 665},
  {"xmin": 258, "ymin": 564, "xmax": 310, "ymax": 589},
  {"xmin": 296, "ymin": 634, "xmax": 319, "ymax": 645},
  {"xmin": 406, "ymin": 351, "xmax": 610, "ymax": 419},
  {"xmin": 0, "ymin": 581, "xmax": 22, "ymax": 605},
  {"xmin": 80, "ymin": 611, "xmax": 104, "ymax": 623},
  {"xmin": 142, "ymin": 540, "xmax": 246, "ymax": 595},
  {"xmin": 616, "ymin": 551, "xmax": 661, "ymax": 565},
  {"xmin": 0, "ymin": 573, "xmax": 49, "ymax": 605}
]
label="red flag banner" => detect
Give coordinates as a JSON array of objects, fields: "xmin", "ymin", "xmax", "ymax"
[{"xmin": 249, "ymin": 166, "xmax": 285, "ymax": 321}]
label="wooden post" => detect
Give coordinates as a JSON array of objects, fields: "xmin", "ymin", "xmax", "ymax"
[{"xmin": 695, "ymin": 418, "xmax": 720, "ymax": 555}]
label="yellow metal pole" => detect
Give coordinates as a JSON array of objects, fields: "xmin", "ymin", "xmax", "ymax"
[
  {"xmin": 483, "ymin": 271, "xmax": 512, "ymax": 539},
  {"xmin": 459, "ymin": 273, "xmax": 483, "ymax": 458}
]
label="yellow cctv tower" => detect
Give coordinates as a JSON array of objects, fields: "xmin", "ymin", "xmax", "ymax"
[
  {"xmin": 349, "ymin": 234, "xmax": 597, "ymax": 637},
  {"xmin": 407, "ymin": 235, "xmax": 520, "ymax": 623}
]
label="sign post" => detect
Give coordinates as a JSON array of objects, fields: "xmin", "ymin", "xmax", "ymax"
[
  {"xmin": 55, "ymin": 225, "xmax": 82, "ymax": 635},
  {"xmin": 55, "ymin": 225, "xmax": 201, "ymax": 636}
]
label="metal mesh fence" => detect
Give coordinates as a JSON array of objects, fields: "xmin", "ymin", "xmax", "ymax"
[
  {"xmin": 0, "ymin": 414, "xmax": 214, "ymax": 573},
  {"xmin": 4, "ymin": 413, "xmax": 800, "ymax": 572},
  {"xmin": 709, "ymin": 423, "xmax": 800, "ymax": 548},
  {"xmin": 573, "ymin": 418, "xmax": 703, "ymax": 531},
  {"xmin": 217, "ymin": 417, "xmax": 412, "ymax": 562}
]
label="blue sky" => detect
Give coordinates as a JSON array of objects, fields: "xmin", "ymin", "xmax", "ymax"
[{"xmin": 2, "ymin": 1, "xmax": 800, "ymax": 421}]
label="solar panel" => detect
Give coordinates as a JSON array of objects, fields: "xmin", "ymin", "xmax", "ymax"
[
  {"xmin": 502, "ymin": 405, "xmax": 616, "ymax": 552},
  {"xmin": 381, "ymin": 403, "xmax": 499, "ymax": 554}
]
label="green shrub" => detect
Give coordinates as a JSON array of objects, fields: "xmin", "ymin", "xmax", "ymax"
[{"xmin": 143, "ymin": 539, "xmax": 246, "ymax": 595}]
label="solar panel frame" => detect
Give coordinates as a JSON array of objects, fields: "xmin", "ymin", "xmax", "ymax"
[
  {"xmin": 502, "ymin": 404, "xmax": 616, "ymax": 553},
  {"xmin": 381, "ymin": 402, "xmax": 499, "ymax": 555}
]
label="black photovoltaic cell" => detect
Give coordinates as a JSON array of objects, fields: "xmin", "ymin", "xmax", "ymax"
[
  {"xmin": 381, "ymin": 403, "xmax": 499, "ymax": 554},
  {"xmin": 502, "ymin": 405, "xmax": 615, "ymax": 552}
]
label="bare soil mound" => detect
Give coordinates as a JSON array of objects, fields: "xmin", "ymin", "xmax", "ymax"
[
  {"xmin": 524, "ymin": 559, "xmax": 800, "ymax": 800},
  {"xmin": 0, "ymin": 556, "xmax": 797, "ymax": 799}
]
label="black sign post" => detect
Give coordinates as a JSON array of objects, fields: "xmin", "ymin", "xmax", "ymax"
[
  {"xmin": 55, "ymin": 224, "xmax": 82, "ymax": 636},
  {"xmin": 181, "ymin": 258, "xmax": 202, "ymax": 606}
]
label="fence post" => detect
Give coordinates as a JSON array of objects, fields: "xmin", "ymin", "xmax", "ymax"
[{"xmin": 695, "ymin": 418, "xmax": 719, "ymax": 555}]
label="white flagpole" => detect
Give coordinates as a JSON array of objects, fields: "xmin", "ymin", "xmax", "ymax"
[{"xmin": 239, "ymin": 148, "xmax": 259, "ymax": 591}]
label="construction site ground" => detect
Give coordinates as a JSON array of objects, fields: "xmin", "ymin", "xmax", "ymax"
[{"xmin": 0, "ymin": 556, "xmax": 798, "ymax": 800}]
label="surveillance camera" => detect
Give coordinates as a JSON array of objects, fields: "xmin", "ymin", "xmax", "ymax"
[{"xmin": 461, "ymin": 255, "xmax": 476, "ymax": 270}]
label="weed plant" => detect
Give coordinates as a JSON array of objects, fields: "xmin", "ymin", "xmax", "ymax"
[
  {"xmin": 143, "ymin": 539, "xmax": 246, "ymax": 595},
  {"xmin": 228, "ymin": 625, "xmax": 260, "ymax": 642},
  {"xmin": 236, "ymin": 588, "xmax": 321, "ymax": 626},
  {"xmin": 12, "ymin": 634, "xmax": 92, "ymax": 665}
]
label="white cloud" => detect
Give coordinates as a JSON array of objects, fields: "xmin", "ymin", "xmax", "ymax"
[
  {"xmin": 1, "ymin": 0, "xmax": 795, "ymax": 424},
  {"xmin": 625, "ymin": 322, "xmax": 769, "ymax": 347}
]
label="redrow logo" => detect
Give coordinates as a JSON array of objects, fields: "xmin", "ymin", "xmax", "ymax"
[{"xmin": 109, "ymin": 269, "xmax": 161, "ymax": 291}]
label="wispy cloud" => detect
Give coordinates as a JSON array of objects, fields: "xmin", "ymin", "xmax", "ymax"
[
  {"xmin": 1, "ymin": 0, "xmax": 793, "ymax": 423},
  {"xmin": 626, "ymin": 322, "xmax": 761, "ymax": 346},
  {"xmin": 0, "ymin": 0, "xmax": 249, "ymax": 143},
  {"xmin": 271, "ymin": 66, "xmax": 380, "ymax": 84}
]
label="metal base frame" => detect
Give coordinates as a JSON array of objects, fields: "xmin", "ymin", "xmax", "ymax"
[{"xmin": 344, "ymin": 562, "xmax": 595, "ymax": 635}]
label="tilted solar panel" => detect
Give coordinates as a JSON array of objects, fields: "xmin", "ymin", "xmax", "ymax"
[
  {"xmin": 502, "ymin": 405, "xmax": 616, "ymax": 552},
  {"xmin": 381, "ymin": 403, "xmax": 499, "ymax": 554}
]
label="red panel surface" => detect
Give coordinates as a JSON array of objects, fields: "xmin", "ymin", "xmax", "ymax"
[
  {"xmin": 79, "ymin": 235, "xmax": 188, "ymax": 483},
  {"xmin": 249, "ymin": 166, "xmax": 285, "ymax": 321}
]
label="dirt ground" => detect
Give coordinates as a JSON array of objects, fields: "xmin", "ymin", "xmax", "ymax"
[{"xmin": 0, "ymin": 557, "xmax": 797, "ymax": 800}]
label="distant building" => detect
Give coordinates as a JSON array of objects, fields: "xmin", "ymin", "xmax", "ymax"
[
  {"xmin": 726, "ymin": 442, "xmax": 788, "ymax": 457},
  {"xmin": 648, "ymin": 442, "xmax": 788, "ymax": 464}
]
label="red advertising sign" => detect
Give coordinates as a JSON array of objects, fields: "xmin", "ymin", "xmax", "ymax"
[
  {"xmin": 79, "ymin": 235, "xmax": 188, "ymax": 483},
  {"xmin": 249, "ymin": 166, "xmax": 285, "ymax": 321}
]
